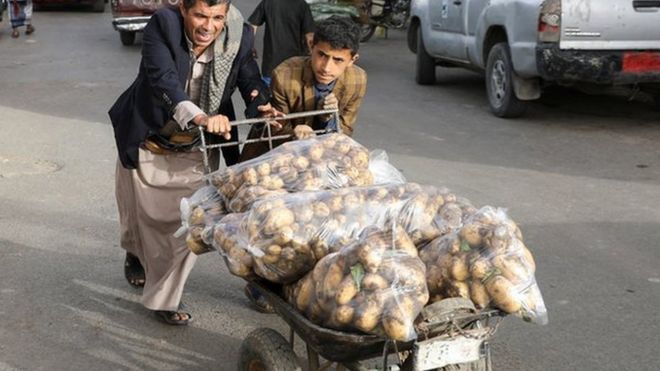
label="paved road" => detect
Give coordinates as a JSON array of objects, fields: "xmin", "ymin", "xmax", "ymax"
[{"xmin": 0, "ymin": 3, "xmax": 659, "ymax": 370}]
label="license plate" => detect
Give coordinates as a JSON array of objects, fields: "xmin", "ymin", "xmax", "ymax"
[
  {"xmin": 622, "ymin": 52, "xmax": 660, "ymax": 73},
  {"xmin": 414, "ymin": 335, "xmax": 484, "ymax": 371}
]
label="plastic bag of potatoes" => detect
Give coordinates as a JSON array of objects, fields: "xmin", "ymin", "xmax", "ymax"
[
  {"xmin": 211, "ymin": 213, "xmax": 257, "ymax": 280},
  {"xmin": 419, "ymin": 206, "xmax": 548, "ymax": 325},
  {"xmin": 284, "ymin": 227, "xmax": 429, "ymax": 341},
  {"xmin": 208, "ymin": 133, "xmax": 404, "ymax": 213},
  {"xmin": 224, "ymin": 183, "xmax": 475, "ymax": 284},
  {"xmin": 175, "ymin": 186, "xmax": 227, "ymax": 255}
]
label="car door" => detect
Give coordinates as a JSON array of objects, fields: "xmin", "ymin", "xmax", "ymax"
[{"xmin": 427, "ymin": 0, "xmax": 468, "ymax": 61}]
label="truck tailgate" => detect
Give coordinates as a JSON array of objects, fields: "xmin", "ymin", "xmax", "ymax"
[{"xmin": 560, "ymin": 0, "xmax": 660, "ymax": 50}]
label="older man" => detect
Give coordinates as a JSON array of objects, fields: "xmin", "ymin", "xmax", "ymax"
[{"xmin": 109, "ymin": 0, "xmax": 274, "ymax": 325}]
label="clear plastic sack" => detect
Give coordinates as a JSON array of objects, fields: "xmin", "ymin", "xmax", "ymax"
[
  {"xmin": 211, "ymin": 213, "xmax": 256, "ymax": 280},
  {"xmin": 219, "ymin": 183, "xmax": 475, "ymax": 284},
  {"xmin": 369, "ymin": 150, "xmax": 406, "ymax": 185},
  {"xmin": 208, "ymin": 134, "xmax": 404, "ymax": 213},
  {"xmin": 175, "ymin": 186, "xmax": 227, "ymax": 255},
  {"xmin": 419, "ymin": 206, "xmax": 548, "ymax": 325},
  {"xmin": 284, "ymin": 227, "xmax": 429, "ymax": 341}
]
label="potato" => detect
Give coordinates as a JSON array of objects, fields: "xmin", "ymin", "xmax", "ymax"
[
  {"xmin": 313, "ymin": 202, "xmax": 331, "ymax": 218},
  {"xmin": 256, "ymin": 162, "xmax": 271, "ymax": 176},
  {"xmin": 261, "ymin": 253, "xmax": 279, "ymax": 265},
  {"xmin": 308, "ymin": 145, "xmax": 324, "ymax": 161},
  {"xmin": 492, "ymin": 255, "xmax": 530, "ymax": 284},
  {"xmin": 358, "ymin": 244, "xmax": 385, "ymax": 273},
  {"xmin": 382, "ymin": 312, "xmax": 412, "ymax": 341},
  {"xmin": 353, "ymin": 299, "xmax": 382, "ymax": 332},
  {"xmin": 336, "ymin": 142, "xmax": 352, "ymax": 155},
  {"xmin": 335, "ymin": 276, "xmax": 359, "ymax": 305},
  {"xmin": 242, "ymin": 168, "xmax": 258, "ymax": 185},
  {"xmin": 322, "ymin": 264, "xmax": 344, "ymax": 298},
  {"xmin": 186, "ymin": 234, "xmax": 211, "ymax": 255},
  {"xmin": 470, "ymin": 258, "xmax": 493, "ymax": 281},
  {"xmin": 292, "ymin": 156, "xmax": 309, "ymax": 171},
  {"xmin": 485, "ymin": 275, "xmax": 522, "ymax": 314},
  {"xmin": 263, "ymin": 207, "xmax": 295, "ymax": 234},
  {"xmin": 449, "ymin": 256, "xmax": 469, "ymax": 281},
  {"xmin": 266, "ymin": 244, "xmax": 282, "ymax": 256},
  {"xmin": 362, "ymin": 273, "xmax": 389, "ymax": 291},
  {"xmin": 273, "ymin": 226, "xmax": 294, "ymax": 245},
  {"xmin": 281, "ymin": 247, "xmax": 296, "ymax": 261},
  {"xmin": 333, "ymin": 305, "xmax": 355, "ymax": 325},
  {"xmin": 295, "ymin": 278, "xmax": 314, "ymax": 311},
  {"xmin": 460, "ymin": 223, "xmax": 483, "ymax": 248},
  {"xmin": 470, "ymin": 280, "xmax": 490, "ymax": 309}
]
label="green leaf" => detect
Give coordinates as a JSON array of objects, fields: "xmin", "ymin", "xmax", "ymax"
[
  {"xmin": 351, "ymin": 263, "xmax": 365, "ymax": 292},
  {"xmin": 460, "ymin": 239, "xmax": 471, "ymax": 252}
]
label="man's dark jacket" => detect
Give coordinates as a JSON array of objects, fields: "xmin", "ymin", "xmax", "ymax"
[{"xmin": 109, "ymin": 7, "xmax": 267, "ymax": 169}]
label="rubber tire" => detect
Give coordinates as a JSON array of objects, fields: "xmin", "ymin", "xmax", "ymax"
[
  {"xmin": 120, "ymin": 31, "xmax": 136, "ymax": 46},
  {"xmin": 415, "ymin": 27, "xmax": 436, "ymax": 85},
  {"xmin": 654, "ymin": 94, "xmax": 660, "ymax": 112},
  {"xmin": 92, "ymin": 0, "xmax": 105, "ymax": 13},
  {"xmin": 359, "ymin": 23, "xmax": 376, "ymax": 43},
  {"xmin": 485, "ymin": 42, "xmax": 527, "ymax": 118},
  {"xmin": 238, "ymin": 328, "xmax": 301, "ymax": 371}
]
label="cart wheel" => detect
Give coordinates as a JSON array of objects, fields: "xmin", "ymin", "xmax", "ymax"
[{"xmin": 238, "ymin": 328, "xmax": 301, "ymax": 371}]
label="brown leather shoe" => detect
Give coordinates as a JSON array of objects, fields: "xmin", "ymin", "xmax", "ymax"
[
  {"xmin": 11, "ymin": 29, "xmax": 19, "ymax": 38},
  {"xmin": 26, "ymin": 25, "xmax": 35, "ymax": 35}
]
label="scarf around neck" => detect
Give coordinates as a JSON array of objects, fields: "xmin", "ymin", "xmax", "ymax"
[{"xmin": 199, "ymin": 5, "xmax": 244, "ymax": 114}]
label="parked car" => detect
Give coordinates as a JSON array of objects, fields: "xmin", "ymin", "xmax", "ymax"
[
  {"xmin": 111, "ymin": 0, "xmax": 178, "ymax": 46},
  {"xmin": 33, "ymin": 0, "xmax": 107, "ymax": 13},
  {"xmin": 408, "ymin": 0, "xmax": 660, "ymax": 117}
]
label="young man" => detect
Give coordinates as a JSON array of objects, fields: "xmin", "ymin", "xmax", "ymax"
[
  {"xmin": 108, "ymin": 0, "xmax": 275, "ymax": 325},
  {"xmin": 239, "ymin": 16, "xmax": 367, "ymax": 312},
  {"xmin": 248, "ymin": 0, "xmax": 315, "ymax": 85},
  {"xmin": 240, "ymin": 16, "xmax": 367, "ymax": 162}
]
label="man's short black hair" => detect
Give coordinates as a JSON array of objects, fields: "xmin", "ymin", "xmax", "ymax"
[
  {"xmin": 313, "ymin": 16, "xmax": 361, "ymax": 56},
  {"xmin": 182, "ymin": 0, "xmax": 231, "ymax": 10}
]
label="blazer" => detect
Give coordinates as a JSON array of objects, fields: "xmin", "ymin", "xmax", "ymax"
[
  {"xmin": 109, "ymin": 6, "xmax": 267, "ymax": 169},
  {"xmin": 240, "ymin": 56, "xmax": 367, "ymax": 161}
]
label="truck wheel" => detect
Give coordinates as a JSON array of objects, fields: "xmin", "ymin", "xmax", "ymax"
[
  {"xmin": 238, "ymin": 328, "xmax": 301, "ymax": 371},
  {"xmin": 485, "ymin": 42, "xmax": 527, "ymax": 118},
  {"xmin": 415, "ymin": 27, "xmax": 435, "ymax": 85},
  {"xmin": 92, "ymin": 0, "xmax": 105, "ymax": 12},
  {"xmin": 120, "ymin": 31, "xmax": 136, "ymax": 46}
]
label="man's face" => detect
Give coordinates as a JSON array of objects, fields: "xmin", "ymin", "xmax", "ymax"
[
  {"xmin": 310, "ymin": 41, "xmax": 356, "ymax": 85},
  {"xmin": 180, "ymin": 1, "xmax": 228, "ymax": 52}
]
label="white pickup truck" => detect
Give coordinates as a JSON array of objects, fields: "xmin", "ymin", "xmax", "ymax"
[{"xmin": 408, "ymin": 0, "xmax": 660, "ymax": 117}]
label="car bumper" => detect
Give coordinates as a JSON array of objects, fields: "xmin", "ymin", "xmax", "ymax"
[
  {"xmin": 112, "ymin": 15, "xmax": 151, "ymax": 32},
  {"xmin": 536, "ymin": 44, "xmax": 660, "ymax": 85}
]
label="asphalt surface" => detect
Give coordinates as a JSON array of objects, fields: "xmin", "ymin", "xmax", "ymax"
[{"xmin": 0, "ymin": 2, "xmax": 659, "ymax": 371}]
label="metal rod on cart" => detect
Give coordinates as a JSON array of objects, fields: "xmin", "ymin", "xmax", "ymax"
[{"xmin": 196, "ymin": 108, "xmax": 339, "ymax": 175}]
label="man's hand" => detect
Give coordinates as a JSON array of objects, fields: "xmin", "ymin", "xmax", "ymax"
[
  {"xmin": 193, "ymin": 114, "xmax": 231, "ymax": 140},
  {"xmin": 318, "ymin": 93, "xmax": 338, "ymax": 122}
]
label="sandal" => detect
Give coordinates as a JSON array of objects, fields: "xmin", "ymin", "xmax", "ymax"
[
  {"xmin": 244, "ymin": 283, "xmax": 275, "ymax": 314},
  {"xmin": 124, "ymin": 252, "xmax": 145, "ymax": 288},
  {"xmin": 154, "ymin": 310, "xmax": 192, "ymax": 326},
  {"xmin": 11, "ymin": 29, "xmax": 19, "ymax": 38},
  {"xmin": 25, "ymin": 25, "xmax": 35, "ymax": 35}
]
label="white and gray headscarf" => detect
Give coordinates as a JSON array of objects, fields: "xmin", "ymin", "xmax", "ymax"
[{"xmin": 199, "ymin": 4, "xmax": 244, "ymax": 114}]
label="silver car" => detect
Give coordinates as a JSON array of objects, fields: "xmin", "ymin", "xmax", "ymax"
[{"xmin": 408, "ymin": 0, "xmax": 660, "ymax": 117}]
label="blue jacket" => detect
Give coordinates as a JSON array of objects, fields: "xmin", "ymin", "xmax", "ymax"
[{"xmin": 109, "ymin": 7, "xmax": 267, "ymax": 169}]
